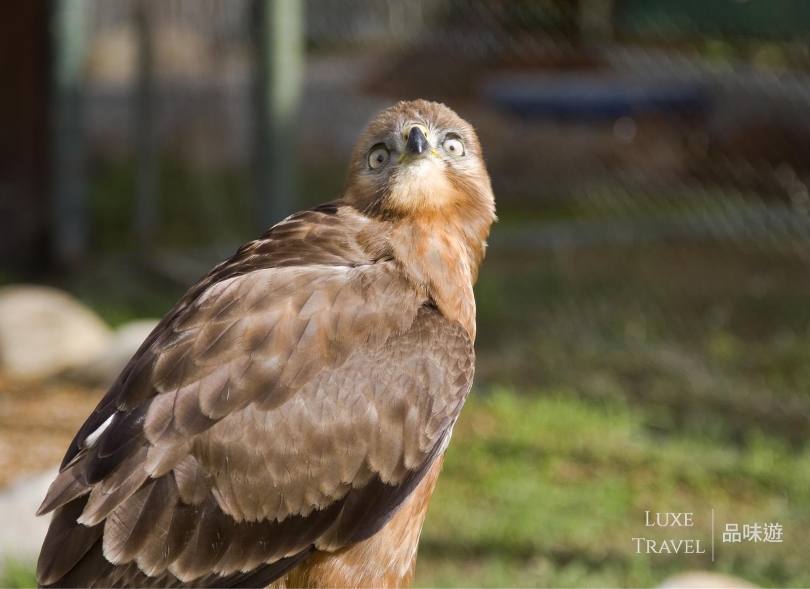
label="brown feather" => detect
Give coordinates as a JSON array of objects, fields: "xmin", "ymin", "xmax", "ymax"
[
  {"xmin": 78, "ymin": 445, "xmax": 149, "ymax": 526},
  {"xmin": 36, "ymin": 459, "xmax": 91, "ymax": 516},
  {"xmin": 103, "ymin": 475, "xmax": 179, "ymax": 564},
  {"xmin": 282, "ymin": 457, "xmax": 446, "ymax": 588},
  {"xmin": 37, "ymin": 497, "xmax": 104, "ymax": 586}
]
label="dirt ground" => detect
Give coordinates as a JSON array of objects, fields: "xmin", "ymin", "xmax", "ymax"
[{"xmin": 0, "ymin": 372, "xmax": 103, "ymax": 488}]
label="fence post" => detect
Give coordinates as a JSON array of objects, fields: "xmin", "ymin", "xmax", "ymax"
[
  {"xmin": 51, "ymin": 0, "xmax": 87, "ymax": 267},
  {"xmin": 253, "ymin": 0, "xmax": 305, "ymax": 234},
  {"xmin": 134, "ymin": 0, "xmax": 159, "ymax": 253}
]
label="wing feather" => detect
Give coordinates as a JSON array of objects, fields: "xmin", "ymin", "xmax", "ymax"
[
  {"xmin": 37, "ymin": 496, "xmax": 105, "ymax": 585},
  {"xmin": 79, "ymin": 446, "xmax": 149, "ymax": 526}
]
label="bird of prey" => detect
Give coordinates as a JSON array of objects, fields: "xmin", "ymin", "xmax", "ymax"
[{"xmin": 36, "ymin": 100, "xmax": 496, "ymax": 588}]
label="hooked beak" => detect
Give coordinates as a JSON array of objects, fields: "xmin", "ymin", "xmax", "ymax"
[{"xmin": 404, "ymin": 125, "xmax": 429, "ymax": 157}]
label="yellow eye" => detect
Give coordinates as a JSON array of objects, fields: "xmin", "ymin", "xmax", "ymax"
[
  {"xmin": 442, "ymin": 137, "xmax": 465, "ymax": 157},
  {"xmin": 368, "ymin": 147, "xmax": 389, "ymax": 169}
]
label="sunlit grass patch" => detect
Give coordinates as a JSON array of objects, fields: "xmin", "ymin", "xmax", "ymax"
[
  {"xmin": 415, "ymin": 389, "xmax": 810, "ymax": 588},
  {"xmin": 0, "ymin": 558, "xmax": 37, "ymax": 589}
]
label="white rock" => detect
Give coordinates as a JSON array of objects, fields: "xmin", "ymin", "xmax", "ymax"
[
  {"xmin": 0, "ymin": 468, "xmax": 58, "ymax": 569},
  {"xmin": 68, "ymin": 319, "xmax": 160, "ymax": 386},
  {"xmin": 0, "ymin": 286, "xmax": 111, "ymax": 379},
  {"xmin": 658, "ymin": 571, "xmax": 758, "ymax": 588}
]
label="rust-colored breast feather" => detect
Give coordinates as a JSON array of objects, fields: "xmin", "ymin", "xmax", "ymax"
[{"xmin": 37, "ymin": 100, "xmax": 495, "ymax": 588}]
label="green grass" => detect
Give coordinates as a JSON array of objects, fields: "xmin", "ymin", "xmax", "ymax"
[
  {"xmin": 414, "ymin": 390, "xmax": 810, "ymax": 587},
  {"xmin": 473, "ymin": 243, "xmax": 810, "ymax": 446},
  {"xmin": 0, "ymin": 558, "xmax": 37, "ymax": 589}
]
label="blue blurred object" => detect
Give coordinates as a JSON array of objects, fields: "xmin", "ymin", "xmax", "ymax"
[{"xmin": 481, "ymin": 72, "xmax": 709, "ymax": 119}]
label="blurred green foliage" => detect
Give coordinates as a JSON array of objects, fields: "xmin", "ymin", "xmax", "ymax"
[
  {"xmin": 89, "ymin": 158, "xmax": 252, "ymax": 252},
  {"xmin": 616, "ymin": 0, "xmax": 810, "ymax": 39}
]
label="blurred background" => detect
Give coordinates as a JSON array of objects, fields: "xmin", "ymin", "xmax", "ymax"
[{"xmin": 2, "ymin": 0, "xmax": 810, "ymax": 587}]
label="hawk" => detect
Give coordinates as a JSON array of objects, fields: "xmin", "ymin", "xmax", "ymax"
[{"xmin": 36, "ymin": 100, "xmax": 496, "ymax": 588}]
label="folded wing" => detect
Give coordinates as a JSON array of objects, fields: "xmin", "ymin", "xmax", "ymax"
[{"xmin": 37, "ymin": 235, "xmax": 474, "ymax": 587}]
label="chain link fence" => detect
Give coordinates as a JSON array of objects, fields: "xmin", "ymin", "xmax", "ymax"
[{"xmin": 63, "ymin": 0, "xmax": 810, "ymax": 441}]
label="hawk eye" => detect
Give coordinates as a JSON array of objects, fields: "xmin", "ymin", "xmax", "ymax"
[
  {"xmin": 368, "ymin": 146, "xmax": 389, "ymax": 170},
  {"xmin": 442, "ymin": 137, "xmax": 465, "ymax": 157}
]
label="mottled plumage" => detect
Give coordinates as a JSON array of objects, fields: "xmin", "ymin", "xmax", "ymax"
[{"xmin": 37, "ymin": 100, "xmax": 495, "ymax": 588}]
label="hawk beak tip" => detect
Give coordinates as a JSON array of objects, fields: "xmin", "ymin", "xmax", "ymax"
[{"xmin": 405, "ymin": 126, "xmax": 429, "ymax": 156}]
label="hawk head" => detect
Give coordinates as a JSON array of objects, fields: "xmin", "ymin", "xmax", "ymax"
[{"xmin": 344, "ymin": 100, "xmax": 496, "ymax": 228}]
